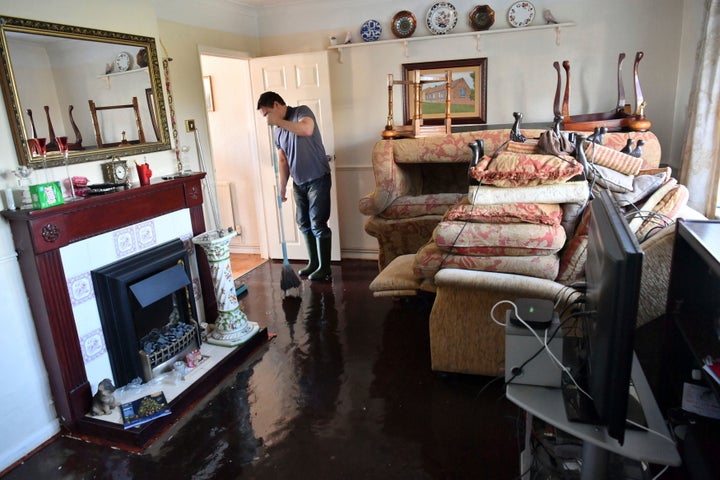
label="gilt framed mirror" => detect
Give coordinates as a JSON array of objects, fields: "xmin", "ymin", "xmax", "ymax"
[{"xmin": 0, "ymin": 15, "xmax": 171, "ymax": 168}]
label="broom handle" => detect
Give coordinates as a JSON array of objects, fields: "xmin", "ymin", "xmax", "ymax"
[{"xmin": 269, "ymin": 126, "xmax": 291, "ymax": 262}]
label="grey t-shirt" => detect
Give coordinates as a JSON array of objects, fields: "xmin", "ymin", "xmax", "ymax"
[{"xmin": 274, "ymin": 105, "xmax": 329, "ymax": 185}]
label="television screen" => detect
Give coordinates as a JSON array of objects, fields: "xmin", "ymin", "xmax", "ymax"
[{"xmin": 563, "ymin": 189, "xmax": 644, "ymax": 445}]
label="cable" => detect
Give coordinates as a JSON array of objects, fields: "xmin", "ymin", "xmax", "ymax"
[
  {"xmin": 651, "ymin": 465, "xmax": 669, "ymax": 480},
  {"xmin": 626, "ymin": 418, "xmax": 675, "ymax": 445},
  {"xmin": 504, "ymin": 310, "xmax": 589, "ymax": 388}
]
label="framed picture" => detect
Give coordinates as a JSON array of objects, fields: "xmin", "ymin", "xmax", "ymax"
[
  {"xmin": 402, "ymin": 58, "xmax": 487, "ymax": 126},
  {"xmin": 203, "ymin": 75, "xmax": 214, "ymax": 111}
]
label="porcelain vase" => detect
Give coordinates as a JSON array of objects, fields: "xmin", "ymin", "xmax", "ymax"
[{"xmin": 192, "ymin": 229, "xmax": 259, "ymax": 346}]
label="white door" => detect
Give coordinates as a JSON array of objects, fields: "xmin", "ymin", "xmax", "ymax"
[{"xmin": 250, "ymin": 51, "xmax": 340, "ymax": 261}]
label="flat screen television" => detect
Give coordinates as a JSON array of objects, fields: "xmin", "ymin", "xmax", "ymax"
[{"xmin": 562, "ymin": 189, "xmax": 644, "ymax": 445}]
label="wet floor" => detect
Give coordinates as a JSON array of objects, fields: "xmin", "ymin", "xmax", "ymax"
[{"xmin": 3, "ymin": 260, "xmax": 520, "ymax": 479}]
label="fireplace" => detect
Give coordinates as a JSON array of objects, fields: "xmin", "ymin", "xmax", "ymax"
[
  {"xmin": 92, "ymin": 239, "xmax": 201, "ymax": 387},
  {"xmin": 2, "ymin": 174, "xmax": 268, "ymax": 448}
]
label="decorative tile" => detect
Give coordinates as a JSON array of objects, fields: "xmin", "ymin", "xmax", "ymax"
[
  {"xmin": 80, "ymin": 328, "xmax": 106, "ymax": 363},
  {"xmin": 113, "ymin": 227, "xmax": 137, "ymax": 258},
  {"xmin": 67, "ymin": 272, "xmax": 95, "ymax": 306},
  {"xmin": 135, "ymin": 220, "xmax": 157, "ymax": 249}
]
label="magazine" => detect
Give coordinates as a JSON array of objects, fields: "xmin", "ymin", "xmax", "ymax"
[{"xmin": 120, "ymin": 391, "xmax": 171, "ymax": 429}]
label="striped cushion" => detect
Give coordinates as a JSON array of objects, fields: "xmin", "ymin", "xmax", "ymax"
[{"xmin": 583, "ymin": 142, "xmax": 643, "ymax": 175}]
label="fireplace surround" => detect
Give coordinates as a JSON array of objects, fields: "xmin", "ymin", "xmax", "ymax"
[{"xmin": 2, "ymin": 173, "xmax": 267, "ymax": 448}]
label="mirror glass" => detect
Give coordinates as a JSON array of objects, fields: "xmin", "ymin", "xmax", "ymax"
[{"xmin": 0, "ymin": 15, "xmax": 171, "ymax": 168}]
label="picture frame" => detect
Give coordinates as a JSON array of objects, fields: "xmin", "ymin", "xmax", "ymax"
[
  {"xmin": 402, "ymin": 58, "xmax": 487, "ymax": 126},
  {"xmin": 203, "ymin": 75, "xmax": 214, "ymax": 111}
]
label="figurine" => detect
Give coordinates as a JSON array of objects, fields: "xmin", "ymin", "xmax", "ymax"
[
  {"xmin": 90, "ymin": 378, "xmax": 118, "ymax": 416},
  {"xmin": 543, "ymin": 9, "xmax": 558, "ymax": 24}
]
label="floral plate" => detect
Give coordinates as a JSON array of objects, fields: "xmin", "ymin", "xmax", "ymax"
[
  {"xmin": 426, "ymin": 2, "xmax": 458, "ymax": 35},
  {"xmin": 391, "ymin": 10, "xmax": 417, "ymax": 38},
  {"xmin": 507, "ymin": 1, "xmax": 536, "ymax": 28},
  {"xmin": 361, "ymin": 19, "xmax": 382, "ymax": 42}
]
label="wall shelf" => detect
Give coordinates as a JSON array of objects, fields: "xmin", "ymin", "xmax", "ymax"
[
  {"xmin": 328, "ymin": 22, "xmax": 575, "ymax": 63},
  {"xmin": 97, "ymin": 66, "xmax": 149, "ymax": 88}
]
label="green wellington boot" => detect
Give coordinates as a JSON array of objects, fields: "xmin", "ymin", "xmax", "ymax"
[
  {"xmin": 308, "ymin": 236, "xmax": 332, "ymax": 281},
  {"xmin": 298, "ymin": 233, "xmax": 319, "ymax": 276}
]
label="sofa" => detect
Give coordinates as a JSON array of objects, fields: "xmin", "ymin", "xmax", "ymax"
[
  {"xmin": 359, "ymin": 129, "xmax": 662, "ymax": 271},
  {"xmin": 360, "ymin": 128, "xmax": 700, "ymax": 376}
]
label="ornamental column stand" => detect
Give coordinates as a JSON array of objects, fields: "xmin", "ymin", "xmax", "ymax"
[{"xmin": 192, "ymin": 228, "xmax": 259, "ymax": 346}]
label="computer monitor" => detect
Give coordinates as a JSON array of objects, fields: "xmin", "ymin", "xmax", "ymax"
[{"xmin": 563, "ymin": 189, "xmax": 644, "ymax": 445}]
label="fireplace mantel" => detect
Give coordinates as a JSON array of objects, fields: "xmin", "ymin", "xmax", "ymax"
[{"xmin": 2, "ymin": 174, "xmax": 265, "ymax": 448}]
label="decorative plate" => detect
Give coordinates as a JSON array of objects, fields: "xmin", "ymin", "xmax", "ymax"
[
  {"xmin": 507, "ymin": 1, "xmax": 536, "ymax": 28},
  {"xmin": 360, "ymin": 19, "xmax": 382, "ymax": 42},
  {"xmin": 426, "ymin": 2, "xmax": 458, "ymax": 35},
  {"xmin": 391, "ymin": 10, "xmax": 417, "ymax": 38},
  {"xmin": 469, "ymin": 5, "xmax": 495, "ymax": 31}
]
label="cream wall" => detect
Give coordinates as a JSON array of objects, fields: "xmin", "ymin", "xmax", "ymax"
[{"xmin": 0, "ymin": 0, "xmax": 707, "ymax": 472}]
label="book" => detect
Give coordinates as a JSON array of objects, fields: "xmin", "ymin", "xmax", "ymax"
[{"xmin": 120, "ymin": 391, "xmax": 171, "ymax": 429}]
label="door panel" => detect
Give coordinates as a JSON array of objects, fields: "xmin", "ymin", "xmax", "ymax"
[{"xmin": 250, "ymin": 51, "xmax": 340, "ymax": 261}]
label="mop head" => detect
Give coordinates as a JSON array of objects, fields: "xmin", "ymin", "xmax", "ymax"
[{"xmin": 281, "ymin": 262, "xmax": 302, "ymax": 291}]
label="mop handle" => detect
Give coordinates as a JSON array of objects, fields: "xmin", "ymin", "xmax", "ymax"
[{"xmin": 269, "ymin": 126, "xmax": 291, "ymax": 261}]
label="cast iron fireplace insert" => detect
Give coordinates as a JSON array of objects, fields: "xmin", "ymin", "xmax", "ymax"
[{"xmin": 92, "ymin": 238, "xmax": 201, "ymax": 387}]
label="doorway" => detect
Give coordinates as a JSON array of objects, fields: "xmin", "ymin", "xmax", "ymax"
[
  {"xmin": 200, "ymin": 49, "xmax": 265, "ymax": 263},
  {"xmin": 199, "ymin": 49, "xmax": 340, "ymax": 265}
]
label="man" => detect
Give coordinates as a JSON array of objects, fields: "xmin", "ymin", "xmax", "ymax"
[{"xmin": 257, "ymin": 91, "xmax": 332, "ymax": 281}]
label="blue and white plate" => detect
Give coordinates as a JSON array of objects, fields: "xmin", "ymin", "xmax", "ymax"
[{"xmin": 361, "ymin": 19, "xmax": 382, "ymax": 42}]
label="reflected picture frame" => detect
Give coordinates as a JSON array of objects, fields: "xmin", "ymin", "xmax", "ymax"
[
  {"xmin": 402, "ymin": 57, "xmax": 488, "ymax": 125},
  {"xmin": 203, "ymin": 75, "xmax": 214, "ymax": 111}
]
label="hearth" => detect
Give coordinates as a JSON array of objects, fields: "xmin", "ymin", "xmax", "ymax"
[{"xmin": 92, "ymin": 239, "xmax": 201, "ymax": 387}]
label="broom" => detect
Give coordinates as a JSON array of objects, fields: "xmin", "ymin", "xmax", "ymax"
[{"xmin": 269, "ymin": 126, "xmax": 302, "ymax": 292}]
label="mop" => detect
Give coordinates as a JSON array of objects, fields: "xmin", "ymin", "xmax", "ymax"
[
  {"xmin": 269, "ymin": 126, "xmax": 302, "ymax": 293},
  {"xmin": 192, "ymin": 127, "xmax": 248, "ymax": 296}
]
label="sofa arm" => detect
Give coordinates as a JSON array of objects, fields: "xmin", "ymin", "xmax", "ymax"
[
  {"xmin": 359, "ymin": 140, "xmax": 410, "ymax": 216},
  {"xmin": 429, "ymin": 269, "xmax": 577, "ymax": 376}
]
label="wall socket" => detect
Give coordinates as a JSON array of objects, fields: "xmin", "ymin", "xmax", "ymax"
[{"xmin": 185, "ymin": 119, "xmax": 196, "ymax": 132}]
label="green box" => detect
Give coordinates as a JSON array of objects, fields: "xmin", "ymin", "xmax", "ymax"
[{"xmin": 29, "ymin": 181, "xmax": 64, "ymax": 209}]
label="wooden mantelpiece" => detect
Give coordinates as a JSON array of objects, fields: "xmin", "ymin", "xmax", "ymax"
[{"xmin": 0, "ymin": 173, "xmax": 264, "ymax": 448}]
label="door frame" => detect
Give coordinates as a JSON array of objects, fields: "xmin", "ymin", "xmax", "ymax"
[{"xmin": 198, "ymin": 45, "xmax": 270, "ymax": 259}]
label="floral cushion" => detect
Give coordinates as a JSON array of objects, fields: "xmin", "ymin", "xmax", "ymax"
[
  {"xmin": 444, "ymin": 198, "xmax": 563, "ymax": 225},
  {"xmin": 470, "ymin": 151, "xmax": 583, "ymax": 188},
  {"xmin": 413, "ymin": 241, "xmax": 559, "ymax": 280},
  {"xmin": 635, "ymin": 184, "xmax": 689, "ymax": 242},
  {"xmin": 433, "ymin": 221, "xmax": 566, "ymax": 256},
  {"xmin": 379, "ymin": 193, "xmax": 465, "ymax": 219},
  {"xmin": 555, "ymin": 207, "xmax": 592, "ymax": 284}
]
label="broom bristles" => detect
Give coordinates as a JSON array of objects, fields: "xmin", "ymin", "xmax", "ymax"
[{"xmin": 281, "ymin": 263, "xmax": 301, "ymax": 291}]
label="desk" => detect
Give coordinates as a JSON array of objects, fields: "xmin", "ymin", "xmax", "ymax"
[{"xmin": 507, "ymin": 355, "xmax": 680, "ymax": 479}]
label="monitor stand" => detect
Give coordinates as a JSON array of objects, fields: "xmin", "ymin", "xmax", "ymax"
[{"xmin": 561, "ymin": 337, "xmax": 647, "ymax": 430}]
